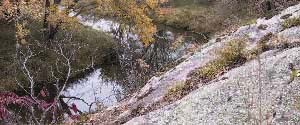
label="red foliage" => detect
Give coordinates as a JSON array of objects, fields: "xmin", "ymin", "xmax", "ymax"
[
  {"xmin": 39, "ymin": 87, "xmax": 49, "ymax": 98},
  {"xmin": 40, "ymin": 89, "xmax": 47, "ymax": 97},
  {"xmin": 0, "ymin": 92, "xmax": 81, "ymax": 122},
  {"xmin": 0, "ymin": 92, "xmax": 55, "ymax": 120},
  {"xmin": 70, "ymin": 103, "xmax": 78, "ymax": 113},
  {"xmin": 69, "ymin": 115, "xmax": 80, "ymax": 120},
  {"xmin": 0, "ymin": 92, "xmax": 35, "ymax": 120}
]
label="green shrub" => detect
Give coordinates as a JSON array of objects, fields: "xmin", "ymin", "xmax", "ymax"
[
  {"xmin": 198, "ymin": 39, "xmax": 247, "ymax": 81},
  {"xmin": 282, "ymin": 17, "xmax": 300, "ymax": 29}
]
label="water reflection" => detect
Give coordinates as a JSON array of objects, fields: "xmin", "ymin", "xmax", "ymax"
[
  {"xmin": 63, "ymin": 69, "xmax": 123, "ymax": 112},
  {"xmin": 63, "ymin": 16, "xmax": 207, "ymax": 113}
]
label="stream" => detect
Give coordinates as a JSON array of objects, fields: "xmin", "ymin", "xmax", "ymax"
[{"xmin": 63, "ymin": 16, "xmax": 207, "ymax": 113}]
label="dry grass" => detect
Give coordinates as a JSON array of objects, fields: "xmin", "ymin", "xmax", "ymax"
[
  {"xmin": 163, "ymin": 81, "xmax": 197, "ymax": 103},
  {"xmin": 282, "ymin": 17, "xmax": 300, "ymax": 29},
  {"xmin": 163, "ymin": 39, "xmax": 248, "ymax": 104},
  {"xmin": 198, "ymin": 39, "xmax": 247, "ymax": 81}
]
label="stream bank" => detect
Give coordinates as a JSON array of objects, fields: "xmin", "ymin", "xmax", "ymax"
[{"xmin": 62, "ymin": 16, "xmax": 208, "ymax": 115}]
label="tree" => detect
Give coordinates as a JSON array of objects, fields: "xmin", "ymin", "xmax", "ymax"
[
  {"xmin": 0, "ymin": 0, "xmax": 158, "ymax": 45},
  {"xmin": 0, "ymin": 0, "xmax": 159, "ymax": 123}
]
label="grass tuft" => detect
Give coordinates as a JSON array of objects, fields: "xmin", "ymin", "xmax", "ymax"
[
  {"xmin": 198, "ymin": 39, "xmax": 247, "ymax": 81},
  {"xmin": 164, "ymin": 81, "xmax": 196, "ymax": 102},
  {"xmin": 282, "ymin": 17, "xmax": 300, "ymax": 29}
]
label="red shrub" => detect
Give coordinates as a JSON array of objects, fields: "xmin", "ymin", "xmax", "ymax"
[{"xmin": 0, "ymin": 92, "xmax": 55, "ymax": 120}]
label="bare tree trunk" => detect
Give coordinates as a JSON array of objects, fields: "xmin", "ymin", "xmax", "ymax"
[
  {"xmin": 43, "ymin": 0, "xmax": 50, "ymax": 39},
  {"xmin": 43, "ymin": 0, "xmax": 61, "ymax": 41}
]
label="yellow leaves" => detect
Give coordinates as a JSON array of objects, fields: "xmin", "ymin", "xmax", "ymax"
[
  {"xmin": 20, "ymin": 0, "xmax": 44, "ymax": 19},
  {"xmin": 107, "ymin": 0, "xmax": 158, "ymax": 46},
  {"xmin": 146, "ymin": 0, "xmax": 159, "ymax": 9},
  {"xmin": 47, "ymin": 9, "xmax": 79, "ymax": 30},
  {"xmin": 136, "ymin": 22, "xmax": 156, "ymax": 46},
  {"xmin": 0, "ymin": 0, "xmax": 44, "ymax": 20},
  {"xmin": 1, "ymin": 0, "xmax": 159, "ymax": 46},
  {"xmin": 16, "ymin": 22, "xmax": 30, "ymax": 45},
  {"xmin": 16, "ymin": 23, "xmax": 29, "ymax": 38},
  {"xmin": 60, "ymin": 0, "xmax": 76, "ymax": 7},
  {"xmin": 87, "ymin": 0, "xmax": 158, "ymax": 45},
  {"xmin": 49, "ymin": 5, "xmax": 58, "ymax": 13},
  {"xmin": 0, "ymin": 0, "xmax": 16, "ymax": 20}
]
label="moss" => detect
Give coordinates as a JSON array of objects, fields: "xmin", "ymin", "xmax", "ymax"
[
  {"xmin": 198, "ymin": 39, "xmax": 247, "ymax": 81},
  {"xmin": 282, "ymin": 17, "xmax": 300, "ymax": 29}
]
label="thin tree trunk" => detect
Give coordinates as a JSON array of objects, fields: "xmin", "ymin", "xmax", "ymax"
[
  {"xmin": 43, "ymin": 0, "xmax": 50, "ymax": 39},
  {"xmin": 43, "ymin": 0, "xmax": 61, "ymax": 41}
]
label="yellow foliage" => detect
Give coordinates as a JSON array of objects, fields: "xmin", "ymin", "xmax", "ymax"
[
  {"xmin": 0, "ymin": 0, "xmax": 159, "ymax": 46},
  {"xmin": 104, "ymin": 0, "xmax": 158, "ymax": 46},
  {"xmin": 16, "ymin": 22, "xmax": 30, "ymax": 45},
  {"xmin": 0, "ymin": 0, "xmax": 43, "ymax": 20},
  {"xmin": 47, "ymin": 5, "xmax": 79, "ymax": 30}
]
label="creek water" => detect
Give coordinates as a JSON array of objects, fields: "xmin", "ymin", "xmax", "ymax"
[{"xmin": 63, "ymin": 16, "xmax": 206, "ymax": 113}]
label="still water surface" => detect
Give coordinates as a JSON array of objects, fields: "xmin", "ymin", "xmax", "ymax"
[{"xmin": 63, "ymin": 17, "xmax": 205, "ymax": 112}]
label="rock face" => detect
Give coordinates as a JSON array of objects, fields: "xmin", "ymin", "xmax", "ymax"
[
  {"xmin": 124, "ymin": 4, "xmax": 300, "ymax": 125},
  {"xmin": 90, "ymin": 3, "xmax": 300, "ymax": 124},
  {"xmin": 126, "ymin": 47, "xmax": 300, "ymax": 124}
]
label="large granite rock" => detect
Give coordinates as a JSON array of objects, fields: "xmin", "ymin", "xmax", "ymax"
[
  {"xmin": 125, "ymin": 3, "xmax": 300, "ymax": 125},
  {"xmin": 90, "ymin": 3, "xmax": 300, "ymax": 124},
  {"xmin": 126, "ymin": 47, "xmax": 300, "ymax": 125}
]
